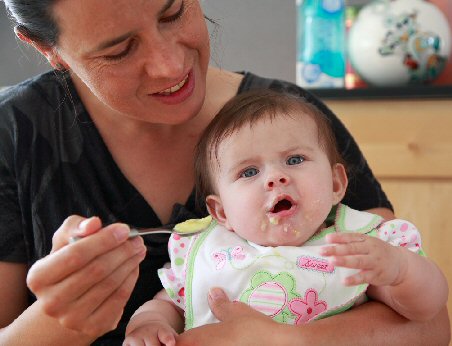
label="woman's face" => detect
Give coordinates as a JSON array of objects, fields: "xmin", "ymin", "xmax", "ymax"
[{"xmin": 52, "ymin": 0, "xmax": 210, "ymax": 125}]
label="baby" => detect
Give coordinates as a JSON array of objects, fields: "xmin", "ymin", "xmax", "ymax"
[{"xmin": 123, "ymin": 90, "xmax": 448, "ymax": 346}]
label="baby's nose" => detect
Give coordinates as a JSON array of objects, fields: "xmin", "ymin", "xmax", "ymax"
[{"xmin": 266, "ymin": 175, "xmax": 289, "ymax": 189}]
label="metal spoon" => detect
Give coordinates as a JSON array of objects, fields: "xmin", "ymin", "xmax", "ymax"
[
  {"xmin": 128, "ymin": 224, "xmax": 207, "ymax": 238},
  {"xmin": 69, "ymin": 216, "xmax": 212, "ymax": 243}
]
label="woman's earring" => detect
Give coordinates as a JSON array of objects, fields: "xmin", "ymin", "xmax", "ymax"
[{"xmin": 54, "ymin": 62, "xmax": 68, "ymax": 73}]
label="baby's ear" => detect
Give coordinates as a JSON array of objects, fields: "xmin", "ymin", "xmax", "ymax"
[
  {"xmin": 332, "ymin": 163, "xmax": 348, "ymax": 205},
  {"xmin": 206, "ymin": 195, "xmax": 232, "ymax": 230}
]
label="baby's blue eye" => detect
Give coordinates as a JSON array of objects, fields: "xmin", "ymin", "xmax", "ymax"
[
  {"xmin": 240, "ymin": 167, "xmax": 259, "ymax": 178},
  {"xmin": 286, "ymin": 155, "xmax": 304, "ymax": 165}
]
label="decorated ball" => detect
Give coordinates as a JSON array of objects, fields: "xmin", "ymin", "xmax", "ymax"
[{"xmin": 348, "ymin": 0, "xmax": 451, "ymax": 86}]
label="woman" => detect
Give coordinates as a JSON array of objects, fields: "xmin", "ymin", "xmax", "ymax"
[{"xmin": 0, "ymin": 0, "xmax": 449, "ymax": 345}]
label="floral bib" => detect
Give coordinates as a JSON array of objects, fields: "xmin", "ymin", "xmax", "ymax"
[{"xmin": 158, "ymin": 204, "xmax": 422, "ymax": 330}]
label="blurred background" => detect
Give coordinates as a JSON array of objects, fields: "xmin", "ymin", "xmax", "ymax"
[{"xmin": 1, "ymin": 0, "xmax": 451, "ymax": 87}]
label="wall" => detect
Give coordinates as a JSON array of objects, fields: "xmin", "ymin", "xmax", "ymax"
[
  {"xmin": 0, "ymin": 8, "xmax": 50, "ymax": 87},
  {"xmin": 1, "ymin": 1, "xmax": 298, "ymax": 86}
]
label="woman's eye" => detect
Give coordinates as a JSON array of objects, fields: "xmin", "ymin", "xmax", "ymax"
[
  {"xmin": 286, "ymin": 155, "xmax": 304, "ymax": 165},
  {"xmin": 240, "ymin": 167, "xmax": 259, "ymax": 178},
  {"xmin": 104, "ymin": 41, "xmax": 134, "ymax": 61},
  {"xmin": 161, "ymin": 1, "xmax": 185, "ymax": 23}
]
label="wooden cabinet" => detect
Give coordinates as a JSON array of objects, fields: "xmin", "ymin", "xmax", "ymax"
[{"xmin": 326, "ymin": 98, "xmax": 452, "ymax": 326}]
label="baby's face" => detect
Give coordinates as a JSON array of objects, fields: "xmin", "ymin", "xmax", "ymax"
[{"xmin": 207, "ymin": 113, "xmax": 346, "ymax": 247}]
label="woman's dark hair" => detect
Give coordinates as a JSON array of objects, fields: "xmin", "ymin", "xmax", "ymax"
[
  {"xmin": 194, "ymin": 89, "xmax": 345, "ymax": 202},
  {"xmin": 3, "ymin": 1, "xmax": 218, "ymax": 49},
  {"xmin": 3, "ymin": 0, "xmax": 59, "ymax": 47}
]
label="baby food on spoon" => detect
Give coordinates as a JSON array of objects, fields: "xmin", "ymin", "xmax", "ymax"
[{"xmin": 174, "ymin": 215, "xmax": 213, "ymax": 234}]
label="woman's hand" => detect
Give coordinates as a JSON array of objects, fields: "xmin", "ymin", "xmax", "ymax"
[
  {"xmin": 177, "ymin": 288, "xmax": 450, "ymax": 346},
  {"xmin": 26, "ymin": 216, "xmax": 147, "ymax": 338},
  {"xmin": 177, "ymin": 288, "xmax": 290, "ymax": 346}
]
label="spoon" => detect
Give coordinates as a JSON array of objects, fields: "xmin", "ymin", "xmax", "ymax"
[{"xmin": 69, "ymin": 216, "xmax": 212, "ymax": 243}]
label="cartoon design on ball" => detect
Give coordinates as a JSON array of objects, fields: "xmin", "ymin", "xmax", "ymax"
[{"xmin": 378, "ymin": 10, "xmax": 447, "ymax": 83}]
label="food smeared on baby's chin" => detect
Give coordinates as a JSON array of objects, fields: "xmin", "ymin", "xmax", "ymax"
[
  {"xmin": 261, "ymin": 214, "xmax": 299, "ymax": 235},
  {"xmin": 269, "ymin": 216, "xmax": 279, "ymax": 225}
]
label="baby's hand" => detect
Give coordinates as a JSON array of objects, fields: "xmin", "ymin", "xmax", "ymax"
[
  {"xmin": 320, "ymin": 233, "xmax": 407, "ymax": 287},
  {"xmin": 123, "ymin": 322, "xmax": 178, "ymax": 346}
]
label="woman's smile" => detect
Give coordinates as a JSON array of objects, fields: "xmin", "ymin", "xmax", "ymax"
[
  {"xmin": 156, "ymin": 74, "xmax": 189, "ymax": 95},
  {"xmin": 151, "ymin": 69, "xmax": 195, "ymax": 105}
]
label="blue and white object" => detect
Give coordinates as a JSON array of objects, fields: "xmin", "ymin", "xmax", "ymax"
[{"xmin": 296, "ymin": 0, "xmax": 346, "ymax": 88}]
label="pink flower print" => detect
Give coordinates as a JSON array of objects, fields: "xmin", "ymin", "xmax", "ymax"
[
  {"xmin": 231, "ymin": 246, "xmax": 246, "ymax": 260},
  {"xmin": 212, "ymin": 251, "xmax": 227, "ymax": 270},
  {"xmin": 212, "ymin": 246, "xmax": 246, "ymax": 270},
  {"xmin": 248, "ymin": 281, "xmax": 287, "ymax": 317},
  {"xmin": 289, "ymin": 289, "xmax": 327, "ymax": 324}
]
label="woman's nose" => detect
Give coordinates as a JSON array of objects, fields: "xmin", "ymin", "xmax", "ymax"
[{"xmin": 143, "ymin": 37, "xmax": 184, "ymax": 79}]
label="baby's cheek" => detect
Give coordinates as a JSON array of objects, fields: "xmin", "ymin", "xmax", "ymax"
[{"xmin": 232, "ymin": 211, "xmax": 262, "ymax": 240}]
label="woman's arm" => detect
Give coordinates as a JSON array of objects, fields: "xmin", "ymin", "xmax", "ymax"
[
  {"xmin": 177, "ymin": 288, "xmax": 451, "ymax": 346},
  {"xmin": 0, "ymin": 216, "xmax": 147, "ymax": 345},
  {"xmin": 286, "ymin": 302, "xmax": 451, "ymax": 346},
  {"xmin": 0, "ymin": 262, "xmax": 28, "ymax": 327},
  {"xmin": 0, "ymin": 262, "xmax": 93, "ymax": 345}
]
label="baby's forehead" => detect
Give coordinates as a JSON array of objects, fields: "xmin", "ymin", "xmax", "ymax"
[
  {"xmin": 226, "ymin": 109, "xmax": 317, "ymax": 138},
  {"xmin": 213, "ymin": 113, "xmax": 317, "ymax": 156}
]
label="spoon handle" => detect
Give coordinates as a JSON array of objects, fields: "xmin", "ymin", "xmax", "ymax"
[
  {"xmin": 69, "ymin": 225, "xmax": 202, "ymax": 243},
  {"xmin": 128, "ymin": 228, "xmax": 173, "ymax": 237}
]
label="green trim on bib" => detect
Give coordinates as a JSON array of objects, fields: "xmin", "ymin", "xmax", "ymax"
[
  {"xmin": 305, "ymin": 226, "xmax": 336, "ymax": 243},
  {"xmin": 335, "ymin": 204, "xmax": 383, "ymax": 235},
  {"xmin": 184, "ymin": 219, "xmax": 217, "ymax": 330},
  {"xmin": 306, "ymin": 204, "xmax": 382, "ymax": 243}
]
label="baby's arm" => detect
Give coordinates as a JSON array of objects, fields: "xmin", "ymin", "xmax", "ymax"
[
  {"xmin": 321, "ymin": 226, "xmax": 448, "ymax": 322},
  {"xmin": 124, "ymin": 289, "xmax": 184, "ymax": 346}
]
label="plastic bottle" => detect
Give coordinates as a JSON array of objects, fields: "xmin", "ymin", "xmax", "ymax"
[{"xmin": 296, "ymin": 0, "xmax": 346, "ymax": 88}]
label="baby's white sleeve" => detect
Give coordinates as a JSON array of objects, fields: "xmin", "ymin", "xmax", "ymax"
[
  {"xmin": 376, "ymin": 219, "xmax": 424, "ymax": 255},
  {"xmin": 158, "ymin": 234, "xmax": 193, "ymax": 310}
]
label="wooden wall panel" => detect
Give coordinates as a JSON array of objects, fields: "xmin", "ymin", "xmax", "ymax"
[
  {"xmin": 381, "ymin": 179, "xmax": 452, "ymax": 315},
  {"xmin": 326, "ymin": 99, "xmax": 452, "ymax": 335},
  {"xmin": 328, "ymin": 100, "xmax": 452, "ymax": 178}
]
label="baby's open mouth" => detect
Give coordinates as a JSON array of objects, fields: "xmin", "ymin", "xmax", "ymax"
[
  {"xmin": 271, "ymin": 199, "xmax": 293, "ymax": 213},
  {"xmin": 266, "ymin": 196, "xmax": 297, "ymax": 226}
]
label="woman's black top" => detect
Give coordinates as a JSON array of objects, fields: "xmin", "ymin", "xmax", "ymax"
[{"xmin": 0, "ymin": 71, "xmax": 391, "ymax": 344}]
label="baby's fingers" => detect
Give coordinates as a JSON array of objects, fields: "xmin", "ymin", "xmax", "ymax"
[
  {"xmin": 342, "ymin": 270, "xmax": 369, "ymax": 286},
  {"xmin": 325, "ymin": 232, "xmax": 366, "ymax": 244},
  {"xmin": 329, "ymin": 254, "xmax": 372, "ymax": 270},
  {"xmin": 320, "ymin": 240, "xmax": 369, "ymax": 257}
]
